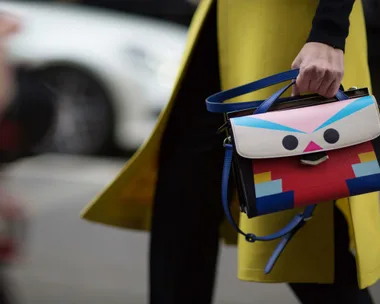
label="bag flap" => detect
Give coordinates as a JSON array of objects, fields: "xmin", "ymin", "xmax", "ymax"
[{"xmin": 230, "ymin": 96, "xmax": 380, "ymax": 159}]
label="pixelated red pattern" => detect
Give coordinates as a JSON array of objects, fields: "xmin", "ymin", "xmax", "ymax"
[{"xmin": 253, "ymin": 141, "xmax": 374, "ymax": 207}]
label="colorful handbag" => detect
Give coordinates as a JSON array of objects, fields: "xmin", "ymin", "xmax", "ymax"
[{"xmin": 205, "ymin": 69, "xmax": 380, "ymax": 273}]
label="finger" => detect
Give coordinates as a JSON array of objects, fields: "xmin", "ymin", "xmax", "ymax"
[
  {"xmin": 296, "ymin": 69, "xmax": 312, "ymax": 93},
  {"xmin": 308, "ymin": 68, "xmax": 326, "ymax": 93},
  {"xmin": 291, "ymin": 58, "xmax": 301, "ymax": 96},
  {"xmin": 316, "ymin": 71, "xmax": 334, "ymax": 97},
  {"xmin": 291, "ymin": 84, "xmax": 300, "ymax": 97},
  {"xmin": 325, "ymin": 79, "xmax": 341, "ymax": 98}
]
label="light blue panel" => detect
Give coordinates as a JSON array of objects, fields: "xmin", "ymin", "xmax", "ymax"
[
  {"xmin": 233, "ymin": 116, "xmax": 305, "ymax": 133},
  {"xmin": 314, "ymin": 96, "xmax": 374, "ymax": 131},
  {"xmin": 352, "ymin": 160, "xmax": 380, "ymax": 178},
  {"xmin": 255, "ymin": 179, "xmax": 283, "ymax": 198}
]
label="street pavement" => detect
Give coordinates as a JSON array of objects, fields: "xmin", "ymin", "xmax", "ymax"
[{"xmin": 1, "ymin": 154, "xmax": 379, "ymax": 304}]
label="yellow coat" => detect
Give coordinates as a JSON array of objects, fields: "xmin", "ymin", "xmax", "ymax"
[{"xmin": 81, "ymin": 0, "xmax": 380, "ymax": 289}]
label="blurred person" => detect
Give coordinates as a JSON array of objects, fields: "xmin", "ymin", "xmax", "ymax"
[
  {"xmin": 0, "ymin": 13, "xmax": 19, "ymax": 116},
  {"xmin": 0, "ymin": 13, "xmax": 55, "ymax": 303},
  {"xmin": 0, "ymin": 12, "xmax": 56, "ymax": 163},
  {"xmin": 0, "ymin": 67, "xmax": 57, "ymax": 164},
  {"xmin": 0, "ymin": 12, "xmax": 23, "ymax": 304},
  {"xmin": 82, "ymin": 0, "xmax": 380, "ymax": 304}
]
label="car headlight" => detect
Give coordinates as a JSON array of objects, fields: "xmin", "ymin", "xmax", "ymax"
[
  {"xmin": 125, "ymin": 46, "xmax": 159, "ymax": 75},
  {"xmin": 125, "ymin": 46, "xmax": 178, "ymax": 88}
]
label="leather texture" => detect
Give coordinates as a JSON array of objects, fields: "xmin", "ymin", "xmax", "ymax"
[
  {"xmin": 210, "ymin": 70, "xmax": 380, "ymax": 274},
  {"xmin": 206, "ymin": 69, "xmax": 380, "ymax": 274},
  {"xmin": 206, "ymin": 69, "xmax": 348, "ymax": 114},
  {"xmin": 230, "ymin": 96, "xmax": 380, "ymax": 159}
]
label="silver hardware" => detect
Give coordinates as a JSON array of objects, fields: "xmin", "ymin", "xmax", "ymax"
[
  {"xmin": 300, "ymin": 154, "xmax": 329, "ymax": 166},
  {"xmin": 223, "ymin": 136, "xmax": 232, "ymax": 146},
  {"xmin": 348, "ymin": 86, "xmax": 358, "ymax": 91}
]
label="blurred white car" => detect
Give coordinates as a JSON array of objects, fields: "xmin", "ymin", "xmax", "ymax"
[{"xmin": 0, "ymin": 1, "xmax": 188, "ymax": 154}]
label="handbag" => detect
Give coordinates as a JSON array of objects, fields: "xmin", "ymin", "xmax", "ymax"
[{"xmin": 205, "ymin": 69, "xmax": 380, "ymax": 273}]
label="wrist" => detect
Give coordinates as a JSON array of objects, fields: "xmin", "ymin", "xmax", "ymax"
[{"xmin": 303, "ymin": 42, "xmax": 343, "ymax": 53}]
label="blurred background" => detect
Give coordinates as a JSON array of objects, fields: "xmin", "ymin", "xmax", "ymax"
[{"xmin": 0, "ymin": 0, "xmax": 380, "ymax": 303}]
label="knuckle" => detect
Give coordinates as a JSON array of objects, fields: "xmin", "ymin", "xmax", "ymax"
[
  {"xmin": 324, "ymin": 68, "xmax": 334, "ymax": 76},
  {"xmin": 305, "ymin": 64, "xmax": 327, "ymax": 79},
  {"xmin": 330, "ymin": 68, "xmax": 343, "ymax": 78},
  {"xmin": 316, "ymin": 69, "xmax": 326, "ymax": 80},
  {"xmin": 304, "ymin": 65, "xmax": 317, "ymax": 74},
  {"xmin": 336, "ymin": 70, "xmax": 344, "ymax": 79}
]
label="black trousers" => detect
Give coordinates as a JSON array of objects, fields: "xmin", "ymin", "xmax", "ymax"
[{"xmin": 149, "ymin": 3, "xmax": 374, "ymax": 303}]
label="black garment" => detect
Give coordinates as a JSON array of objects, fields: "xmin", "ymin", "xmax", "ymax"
[
  {"xmin": 149, "ymin": 2, "xmax": 373, "ymax": 304},
  {"xmin": 363, "ymin": 0, "xmax": 380, "ymax": 98},
  {"xmin": 289, "ymin": 207, "xmax": 374, "ymax": 304},
  {"xmin": 149, "ymin": 7, "xmax": 226, "ymax": 302},
  {"xmin": 0, "ymin": 274, "xmax": 13, "ymax": 304},
  {"xmin": 308, "ymin": 0, "xmax": 355, "ymax": 51}
]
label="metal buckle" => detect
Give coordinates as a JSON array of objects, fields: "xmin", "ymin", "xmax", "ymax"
[{"xmin": 223, "ymin": 136, "xmax": 231, "ymax": 147}]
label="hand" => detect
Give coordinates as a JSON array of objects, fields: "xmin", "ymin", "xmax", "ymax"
[
  {"xmin": 0, "ymin": 13, "xmax": 20, "ymax": 114},
  {"xmin": 291, "ymin": 42, "xmax": 344, "ymax": 98}
]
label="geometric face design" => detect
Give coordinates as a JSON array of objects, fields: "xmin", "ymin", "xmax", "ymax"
[
  {"xmin": 250, "ymin": 140, "xmax": 380, "ymax": 216},
  {"xmin": 230, "ymin": 96, "xmax": 380, "ymax": 159}
]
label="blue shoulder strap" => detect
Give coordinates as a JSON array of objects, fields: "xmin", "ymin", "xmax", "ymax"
[
  {"xmin": 222, "ymin": 143, "xmax": 316, "ymax": 274},
  {"xmin": 206, "ymin": 69, "xmax": 348, "ymax": 114}
]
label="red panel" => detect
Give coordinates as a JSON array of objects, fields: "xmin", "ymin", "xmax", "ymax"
[{"xmin": 253, "ymin": 142, "xmax": 374, "ymax": 207}]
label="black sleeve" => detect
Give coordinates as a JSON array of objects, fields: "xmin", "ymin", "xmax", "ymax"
[{"xmin": 307, "ymin": 0, "xmax": 355, "ymax": 52}]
